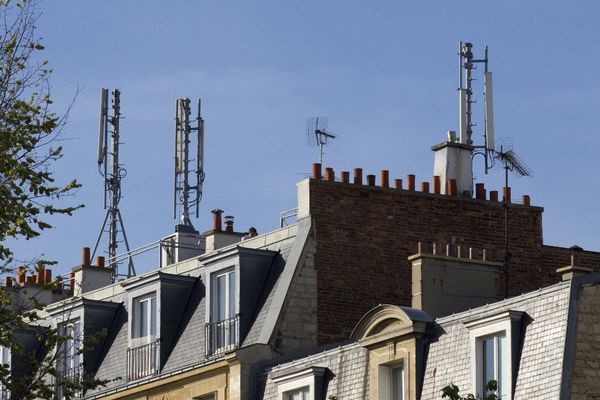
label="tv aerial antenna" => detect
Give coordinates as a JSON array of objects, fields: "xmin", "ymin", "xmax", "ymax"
[
  {"xmin": 174, "ymin": 98, "xmax": 205, "ymax": 231},
  {"xmin": 92, "ymin": 88, "xmax": 135, "ymax": 282},
  {"xmin": 307, "ymin": 116, "xmax": 336, "ymax": 164},
  {"xmin": 494, "ymin": 145, "xmax": 532, "ymax": 297}
]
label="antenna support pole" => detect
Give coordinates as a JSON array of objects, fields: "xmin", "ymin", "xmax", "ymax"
[
  {"xmin": 93, "ymin": 88, "xmax": 135, "ymax": 282},
  {"xmin": 174, "ymin": 98, "xmax": 205, "ymax": 231}
]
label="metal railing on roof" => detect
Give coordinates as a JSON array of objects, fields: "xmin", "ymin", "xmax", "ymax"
[
  {"xmin": 127, "ymin": 340, "xmax": 160, "ymax": 381},
  {"xmin": 205, "ymin": 315, "xmax": 239, "ymax": 357},
  {"xmin": 54, "ymin": 364, "xmax": 83, "ymax": 399},
  {"xmin": 280, "ymin": 207, "xmax": 298, "ymax": 228}
]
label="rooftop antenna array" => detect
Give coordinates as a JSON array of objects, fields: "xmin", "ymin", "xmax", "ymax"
[
  {"xmin": 174, "ymin": 98, "xmax": 205, "ymax": 230},
  {"xmin": 458, "ymin": 42, "xmax": 495, "ymax": 172},
  {"xmin": 92, "ymin": 88, "xmax": 135, "ymax": 281},
  {"xmin": 307, "ymin": 116, "xmax": 336, "ymax": 165}
]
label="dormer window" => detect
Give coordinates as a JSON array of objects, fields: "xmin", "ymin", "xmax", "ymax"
[
  {"xmin": 202, "ymin": 247, "xmax": 278, "ymax": 357},
  {"xmin": 128, "ymin": 292, "xmax": 159, "ymax": 381},
  {"xmin": 465, "ymin": 310, "xmax": 523, "ymax": 400},
  {"xmin": 57, "ymin": 320, "xmax": 83, "ymax": 399},
  {"xmin": 132, "ymin": 293, "xmax": 157, "ymax": 341},
  {"xmin": 206, "ymin": 269, "xmax": 238, "ymax": 356}
]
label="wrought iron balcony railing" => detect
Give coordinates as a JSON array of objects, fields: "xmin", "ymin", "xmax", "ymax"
[
  {"xmin": 54, "ymin": 364, "xmax": 83, "ymax": 399},
  {"xmin": 205, "ymin": 315, "xmax": 239, "ymax": 357},
  {"xmin": 127, "ymin": 340, "xmax": 160, "ymax": 381}
]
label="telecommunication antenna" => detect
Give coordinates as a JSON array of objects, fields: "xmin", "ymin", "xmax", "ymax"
[
  {"xmin": 92, "ymin": 88, "xmax": 135, "ymax": 281},
  {"xmin": 174, "ymin": 98, "xmax": 205, "ymax": 230},
  {"xmin": 458, "ymin": 42, "xmax": 496, "ymax": 172},
  {"xmin": 306, "ymin": 116, "xmax": 336, "ymax": 164},
  {"xmin": 495, "ymin": 146, "xmax": 532, "ymax": 297}
]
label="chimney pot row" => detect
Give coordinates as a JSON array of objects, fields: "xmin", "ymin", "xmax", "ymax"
[
  {"xmin": 341, "ymin": 171, "xmax": 350, "ymax": 183},
  {"xmin": 224, "ymin": 215, "xmax": 235, "ymax": 233},
  {"xmin": 211, "ymin": 209, "xmax": 224, "ymax": 232},
  {"xmin": 407, "ymin": 174, "xmax": 416, "ymax": 191},
  {"xmin": 418, "ymin": 241, "xmax": 492, "ymax": 262},
  {"xmin": 312, "ymin": 163, "xmax": 322, "ymax": 180},
  {"xmin": 311, "ymin": 165, "xmax": 524, "ymax": 204},
  {"xmin": 503, "ymin": 187, "xmax": 512, "ymax": 203},
  {"xmin": 354, "ymin": 168, "xmax": 363, "ymax": 185},
  {"xmin": 381, "ymin": 170, "xmax": 389, "ymax": 188},
  {"xmin": 82, "ymin": 247, "xmax": 91, "ymax": 266},
  {"xmin": 324, "ymin": 167, "xmax": 335, "ymax": 182},
  {"xmin": 366, "ymin": 174, "xmax": 376, "ymax": 186}
]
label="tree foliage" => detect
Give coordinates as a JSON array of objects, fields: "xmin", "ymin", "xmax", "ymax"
[
  {"xmin": 0, "ymin": 1, "xmax": 108, "ymax": 398},
  {"xmin": 0, "ymin": 0, "xmax": 82, "ymax": 266},
  {"xmin": 441, "ymin": 381, "xmax": 499, "ymax": 400}
]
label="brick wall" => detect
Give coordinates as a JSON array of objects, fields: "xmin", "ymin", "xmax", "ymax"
[{"xmin": 306, "ymin": 178, "xmax": 600, "ymax": 344}]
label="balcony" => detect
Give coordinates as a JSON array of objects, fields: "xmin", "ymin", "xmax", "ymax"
[
  {"xmin": 127, "ymin": 340, "xmax": 160, "ymax": 381},
  {"xmin": 54, "ymin": 365, "xmax": 83, "ymax": 399},
  {"xmin": 205, "ymin": 315, "xmax": 239, "ymax": 357}
]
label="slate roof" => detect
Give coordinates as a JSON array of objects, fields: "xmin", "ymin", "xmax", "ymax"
[
  {"xmin": 77, "ymin": 223, "xmax": 304, "ymax": 398},
  {"xmin": 257, "ymin": 342, "xmax": 369, "ymax": 400},
  {"xmin": 420, "ymin": 280, "xmax": 573, "ymax": 399}
]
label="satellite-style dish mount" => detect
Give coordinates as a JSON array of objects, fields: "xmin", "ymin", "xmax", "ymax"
[
  {"xmin": 307, "ymin": 116, "xmax": 336, "ymax": 165},
  {"xmin": 173, "ymin": 98, "xmax": 205, "ymax": 232},
  {"xmin": 92, "ymin": 88, "xmax": 135, "ymax": 281}
]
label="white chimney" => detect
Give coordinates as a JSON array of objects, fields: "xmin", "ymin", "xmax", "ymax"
[{"xmin": 432, "ymin": 131, "xmax": 473, "ymax": 195}]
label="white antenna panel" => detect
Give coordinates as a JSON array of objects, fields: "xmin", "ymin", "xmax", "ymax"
[
  {"xmin": 97, "ymin": 88, "xmax": 108, "ymax": 165},
  {"xmin": 484, "ymin": 71, "xmax": 495, "ymax": 150},
  {"xmin": 458, "ymin": 88, "xmax": 468, "ymax": 144},
  {"xmin": 176, "ymin": 100, "xmax": 185, "ymax": 173}
]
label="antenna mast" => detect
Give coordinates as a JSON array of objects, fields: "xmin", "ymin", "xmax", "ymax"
[
  {"xmin": 306, "ymin": 117, "xmax": 336, "ymax": 165},
  {"xmin": 174, "ymin": 98, "xmax": 205, "ymax": 230},
  {"xmin": 92, "ymin": 88, "xmax": 135, "ymax": 281}
]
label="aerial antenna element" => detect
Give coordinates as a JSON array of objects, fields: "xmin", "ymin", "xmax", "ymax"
[
  {"xmin": 307, "ymin": 116, "xmax": 336, "ymax": 164},
  {"xmin": 174, "ymin": 98, "xmax": 205, "ymax": 230},
  {"xmin": 92, "ymin": 89, "xmax": 135, "ymax": 281}
]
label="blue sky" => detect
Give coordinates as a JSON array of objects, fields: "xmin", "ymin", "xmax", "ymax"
[{"xmin": 8, "ymin": 1, "xmax": 600, "ymax": 276}]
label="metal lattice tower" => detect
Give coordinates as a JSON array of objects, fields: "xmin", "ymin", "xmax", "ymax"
[
  {"xmin": 93, "ymin": 88, "xmax": 135, "ymax": 281},
  {"xmin": 174, "ymin": 98, "xmax": 205, "ymax": 230}
]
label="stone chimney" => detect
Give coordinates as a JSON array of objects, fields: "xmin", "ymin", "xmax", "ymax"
[
  {"xmin": 203, "ymin": 210, "xmax": 244, "ymax": 252},
  {"xmin": 72, "ymin": 247, "xmax": 113, "ymax": 295},
  {"xmin": 410, "ymin": 241, "xmax": 503, "ymax": 319},
  {"xmin": 556, "ymin": 245, "xmax": 593, "ymax": 281},
  {"xmin": 432, "ymin": 131, "xmax": 474, "ymax": 195}
]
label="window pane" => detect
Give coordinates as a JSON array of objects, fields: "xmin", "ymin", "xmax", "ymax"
[
  {"xmin": 392, "ymin": 366, "xmax": 404, "ymax": 400},
  {"xmin": 140, "ymin": 300, "xmax": 148, "ymax": 337},
  {"xmin": 483, "ymin": 337, "xmax": 494, "ymax": 394},
  {"xmin": 74, "ymin": 322, "xmax": 81, "ymax": 369},
  {"xmin": 218, "ymin": 275, "xmax": 227, "ymax": 320},
  {"xmin": 150, "ymin": 297, "xmax": 157, "ymax": 336},
  {"xmin": 498, "ymin": 334, "xmax": 506, "ymax": 397},
  {"xmin": 228, "ymin": 271, "xmax": 235, "ymax": 318},
  {"xmin": 2, "ymin": 347, "xmax": 8, "ymax": 365}
]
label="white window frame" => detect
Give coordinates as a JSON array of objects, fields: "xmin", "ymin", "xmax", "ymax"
[
  {"xmin": 132, "ymin": 292, "xmax": 158, "ymax": 345},
  {"xmin": 377, "ymin": 361, "xmax": 406, "ymax": 400},
  {"xmin": 465, "ymin": 311, "xmax": 522, "ymax": 399},
  {"xmin": 0, "ymin": 346, "xmax": 10, "ymax": 400},
  {"xmin": 272, "ymin": 367, "xmax": 327, "ymax": 400},
  {"xmin": 283, "ymin": 386, "xmax": 310, "ymax": 400},
  {"xmin": 210, "ymin": 268, "xmax": 236, "ymax": 323},
  {"xmin": 59, "ymin": 320, "xmax": 83, "ymax": 374}
]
